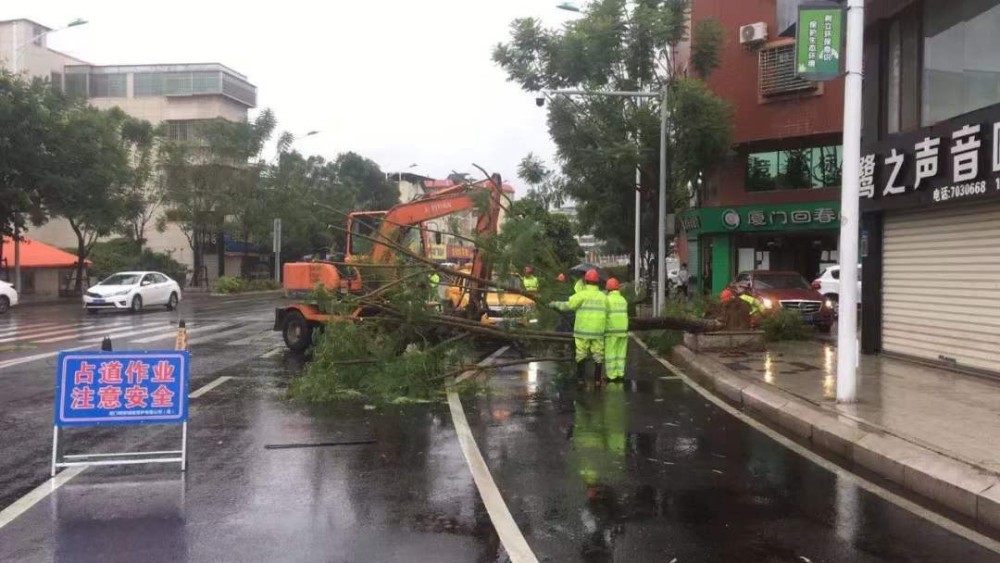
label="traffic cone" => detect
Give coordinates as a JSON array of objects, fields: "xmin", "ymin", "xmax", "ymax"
[
  {"xmin": 175, "ymin": 320, "xmax": 188, "ymax": 351},
  {"xmin": 101, "ymin": 337, "xmax": 113, "ymax": 352}
]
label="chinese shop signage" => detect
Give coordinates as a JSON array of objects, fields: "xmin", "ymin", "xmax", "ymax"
[
  {"xmin": 859, "ymin": 104, "xmax": 1000, "ymax": 211},
  {"xmin": 680, "ymin": 202, "xmax": 841, "ymax": 236},
  {"xmin": 55, "ymin": 351, "xmax": 189, "ymax": 427}
]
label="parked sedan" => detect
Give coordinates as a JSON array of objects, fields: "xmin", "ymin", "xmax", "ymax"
[
  {"xmin": 733, "ymin": 270, "xmax": 835, "ymax": 333},
  {"xmin": 0, "ymin": 280, "xmax": 18, "ymax": 314},
  {"xmin": 83, "ymin": 271, "xmax": 182, "ymax": 313}
]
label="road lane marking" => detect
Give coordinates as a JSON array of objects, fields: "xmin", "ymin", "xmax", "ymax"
[
  {"xmin": 189, "ymin": 376, "xmax": 234, "ymax": 398},
  {"xmin": 78, "ymin": 323, "xmax": 176, "ymax": 343},
  {"xmin": 447, "ymin": 346, "xmax": 538, "ymax": 563},
  {"xmin": 0, "ymin": 322, "xmax": 100, "ymax": 343},
  {"xmin": 261, "ymin": 347, "xmax": 284, "ymax": 358},
  {"xmin": 630, "ymin": 336, "xmax": 1000, "ymax": 555},
  {"xmin": 39, "ymin": 322, "xmax": 171, "ymax": 344},
  {"xmin": 0, "ymin": 466, "xmax": 87, "ymax": 531},
  {"xmin": 0, "ymin": 322, "xmax": 61, "ymax": 338},
  {"xmin": 0, "ymin": 344, "xmax": 93, "ymax": 370},
  {"xmin": 129, "ymin": 323, "xmax": 228, "ymax": 344}
]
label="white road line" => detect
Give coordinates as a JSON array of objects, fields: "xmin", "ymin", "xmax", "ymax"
[
  {"xmin": 630, "ymin": 336, "xmax": 1000, "ymax": 555},
  {"xmin": 0, "ymin": 322, "xmax": 61, "ymax": 338},
  {"xmin": 79, "ymin": 323, "xmax": 175, "ymax": 343},
  {"xmin": 0, "ymin": 344, "xmax": 93, "ymax": 370},
  {"xmin": 189, "ymin": 376, "xmax": 234, "ymax": 398},
  {"xmin": 447, "ymin": 346, "xmax": 538, "ymax": 563},
  {"xmin": 0, "ymin": 322, "xmax": 99, "ymax": 343},
  {"xmin": 0, "ymin": 466, "xmax": 87, "ymax": 531},
  {"xmin": 261, "ymin": 347, "xmax": 284, "ymax": 358},
  {"xmin": 187, "ymin": 325, "xmax": 256, "ymax": 346},
  {"xmin": 36, "ymin": 322, "xmax": 170, "ymax": 344},
  {"xmin": 129, "ymin": 323, "xmax": 228, "ymax": 344}
]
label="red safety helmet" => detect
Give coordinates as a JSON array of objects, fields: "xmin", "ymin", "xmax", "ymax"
[
  {"xmin": 606, "ymin": 278, "xmax": 620, "ymax": 291},
  {"xmin": 557, "ymin": 273, "xmax": 567, "ymax": 282},
  {"xmin": 524, "ymin": 266, "xmax": 533, "ymax": 275},
  {"xmin": 584, "ymin": 269, "xmax": 600, "ymax": 283}
]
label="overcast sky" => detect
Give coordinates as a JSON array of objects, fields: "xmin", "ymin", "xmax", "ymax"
[{"xmin": 3, "ymin": 1, "xmax": 580, "ymax": 194}]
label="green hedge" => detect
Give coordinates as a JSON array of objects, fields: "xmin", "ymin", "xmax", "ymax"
[{"xmin": 214, "ymin": 276, "xmax": 281, "ymax": 294}]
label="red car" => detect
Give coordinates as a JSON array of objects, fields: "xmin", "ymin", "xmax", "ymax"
[{"xmin": 732, "ymin": 270, "xmax": 835, "ymax": 333}]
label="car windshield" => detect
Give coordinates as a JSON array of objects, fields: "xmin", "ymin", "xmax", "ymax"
[
  {"xmin": 100, "ymin": 274, "xmax": 140, "ymax": 286},
  {"xmin": 754, "ymin": 274, "xmax": 811, "ymax": 290}
]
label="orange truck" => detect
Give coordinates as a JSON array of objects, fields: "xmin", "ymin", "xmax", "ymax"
[{"xmin": 273, "ymin": 175, "xmax": 505, "ymax": 351}]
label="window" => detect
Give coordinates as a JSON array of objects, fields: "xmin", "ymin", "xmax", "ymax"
[
  {"xmin": 134, "ymin": 71, "xmax": 222, "ymax": 97},
  {"xmin": 746, "ymin": 145, "xmax": 842, "ymax": 191},
  {"xmin": 923, "ymin": 0, "xmax": 1000, "ymax": 126},
  {"xmin": 882, "ymin": 6, "xmax": 921, "ymax": 134},
  {"xmin": 32, "ymin": 25, "xmax": 45, "ymax": 46},
  {"xmin": 88, "ymin": 73, "xmax": 127, "ymax": 98},
  {"xmin": 222, "ymin": 73, "xmax": 257, "ymax": 106},
  {"xmin": 50, "ymin": 72, "xmax": 62, "ymax": 92},
  {"xmin": 65, "ymin": 73, "xmax": 87, "ymax": 98},
  {"xmin": 759, "ymin": 44, "xmax": 817, "ymax": 98}
]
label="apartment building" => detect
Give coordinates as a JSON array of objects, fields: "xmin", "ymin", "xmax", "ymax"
[
  {"xmin": 680, "ymin": 1, "xmax": 845, "ymax": 296},
  {"xmin": 0, "ymin": 18, "xmax": 257, "ymax": 286}
]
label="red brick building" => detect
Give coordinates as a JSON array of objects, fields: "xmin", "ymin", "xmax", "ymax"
[{"xmin": 681, "ymin": 0, "xmax": 846, "ymax": 296}]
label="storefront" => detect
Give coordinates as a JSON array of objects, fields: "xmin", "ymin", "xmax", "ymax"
[
  {"xmin": 681, "ymin": 202, "xmax": 841, "ymax": 296},
  {"xmin": 860, "ymin": 103, "xmax": 1000, "ymax": 376}
]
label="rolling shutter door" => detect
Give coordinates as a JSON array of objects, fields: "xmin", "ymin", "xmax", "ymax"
[{"xmin": 882, "ymin": 204, "xmax": 1000, "ymax": 373}]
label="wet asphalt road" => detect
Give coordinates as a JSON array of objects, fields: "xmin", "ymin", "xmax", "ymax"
[{"xmin": 0, "ymin": 297, "xmax": 997, "ymax": 562}]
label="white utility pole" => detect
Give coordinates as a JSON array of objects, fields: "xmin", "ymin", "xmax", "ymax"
[
  {"xmin": 634, "ymin": 167, "xmax": 641, "ymax": 284},
  {"xmin": 836, "ymin": 0, "xmax": 865, "ymax": 403}
]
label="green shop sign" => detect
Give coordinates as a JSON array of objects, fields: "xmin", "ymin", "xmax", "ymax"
[
  {"xmin": 680, "ymin": 202, "xmax": 841, "ymax": 236},
  {"xmin": 795, "ymin": 5, "xmax": 844, "ymax": 81}
]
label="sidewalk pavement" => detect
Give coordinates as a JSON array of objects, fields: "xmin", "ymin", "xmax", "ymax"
[{"xmin": 667, "ymin": 339, "xmax": 1000, "ymax": 532}]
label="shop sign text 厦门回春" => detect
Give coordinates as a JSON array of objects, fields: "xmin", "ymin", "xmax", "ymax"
[
  {"xmin": 859, "ymin": 105, "xmax": 1000, "ymax": 210},
  {"xmin": 681, "ymin": 203, "xmax": 841, "ymax": 236}
]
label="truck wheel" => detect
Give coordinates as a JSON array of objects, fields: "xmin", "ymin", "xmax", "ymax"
[{"xmin": 282, "ymin": 311, "xmax": 313, "ymax": 352}]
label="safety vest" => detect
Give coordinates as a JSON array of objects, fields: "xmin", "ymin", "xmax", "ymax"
[
  {"xmin": 428, "ymin": 272, "xmax": 440, "ymax": 289},
  {"xmin": 523, "ymin": 275, "xmax": 539, "ymax": 292},
  {"xmin": 605, "ymin": 290, "xmax": 629, "ymax": 336},
  {"xmin": 740, "ymin": 294, "xmax": 764, "ymax": 316},
  {"xmin": 574, "ymin": 278, "xmax": 585, "ymax": 294},
  {"xmin": 566, "ymin": 284, "xmax": 608, "ymax": 339}
]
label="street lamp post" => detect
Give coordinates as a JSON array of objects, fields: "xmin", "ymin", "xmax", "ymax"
[
  {"xmin": 8, "ymin": 18, "xmax": 87, "ymax": 292},
  {"xmin": 836, "ymin": 0, "xmax": 866, "ymax": 403}
]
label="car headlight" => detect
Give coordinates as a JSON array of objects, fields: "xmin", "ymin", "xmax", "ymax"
[
  {"xmin": 762, "ymin": 298, "xmax": 774, "ymax": 309},
  {"xmin": 825, "ymin": 299, "xmax": 834, "ymax": 309}
]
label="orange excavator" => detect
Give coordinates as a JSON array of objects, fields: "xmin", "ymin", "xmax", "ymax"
[{"xmin": 273, "ymin": 175, "xmax": 505, "ymax": 351}]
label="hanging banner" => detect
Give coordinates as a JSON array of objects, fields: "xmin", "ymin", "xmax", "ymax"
[{"xmin": 795, "ymin": 5, "xmax": 845, "ymax": 81}]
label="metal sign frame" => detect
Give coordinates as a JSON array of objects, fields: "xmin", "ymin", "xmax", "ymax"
[{"xmin": 51, "ymin": 350, "xmax": 190, "ymax": 476}]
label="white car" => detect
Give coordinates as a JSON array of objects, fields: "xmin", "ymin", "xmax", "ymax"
[
  {"xmin": 0, "ymin": 280, "xmax": 19, "ymax": 314},
  {"xmin": 83, "ymin": 271, "xmax": 182, "ymax": 313},
  {"xmin": 811, "ymin": 265, "xmax": 862, "ymax": 309}
]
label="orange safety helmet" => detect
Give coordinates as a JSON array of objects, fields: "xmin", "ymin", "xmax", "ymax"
[
  {"xmin": 557, "ymin": 273, "xmax": 567, "ymax": 282},
  {"xmin": 584, "ymin": 269, "xmax": 600, "ymax": 283},
  {"xmin": 605, "ymin": 278, "xmax": 620, "ymax": 291},
  {"xmin": 524, "ymin": 266, "xmax": 533, "ymax": 275}
]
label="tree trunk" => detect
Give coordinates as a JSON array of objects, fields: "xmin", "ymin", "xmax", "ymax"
[
  {"xmin": 191, "ymin": 230, "xmax": 203, "ymax": 287},
  {"xmin": 74, "ymin": 230, "xmax": 86, "ymax": 294}
]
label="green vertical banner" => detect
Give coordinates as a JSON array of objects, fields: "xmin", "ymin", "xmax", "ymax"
[{"xmin": 796, "ymin": 5, "xmax": 845, "ymax": 81}]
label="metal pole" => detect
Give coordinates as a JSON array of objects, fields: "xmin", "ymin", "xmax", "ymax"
[
  {"xmin": 13, "ymin": 224, "xmax": 20, "ymax": 292},
  {"xmin": 51, "ymin": 425, "xmax": 59, "ymax": 477},
  {"xmin": 836, "ymin": 0, "xmax": 865, "ymax": 404},
  {"xmin": 634, "ymin": 167, "xmax": 641, "ymax": 284},
  {"xmin": 656, "ymin": 86, "xmax": 668, "ymax": 314}
]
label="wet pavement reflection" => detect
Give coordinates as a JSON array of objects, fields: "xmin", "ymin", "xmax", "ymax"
[{"xmin": 463, "ymin": 346, "xmax": 1000, "ymax": 562}]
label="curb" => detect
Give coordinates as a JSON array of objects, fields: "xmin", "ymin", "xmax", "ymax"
[
  {"xmin": 663, "ymin": 342, "xmax": 1000, "ymax": 533},
  {"xmin": 208, "ymin": 289, "xmax": 284, "ymax": 297}
]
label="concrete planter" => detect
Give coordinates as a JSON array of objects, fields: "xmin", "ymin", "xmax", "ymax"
[{"xmin": 683, "ymin": 330, "xmax": 766, "ymax": 352}]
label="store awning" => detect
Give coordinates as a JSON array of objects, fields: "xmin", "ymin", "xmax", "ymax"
[{"xmin": 0, "ymin": 237, "xmax": 91, "ymax": 269}]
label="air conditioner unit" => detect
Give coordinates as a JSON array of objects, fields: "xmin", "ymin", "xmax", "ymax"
[{"xmin": 739, "ymin": 22, "xmax": 768, "ymax": 46}]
